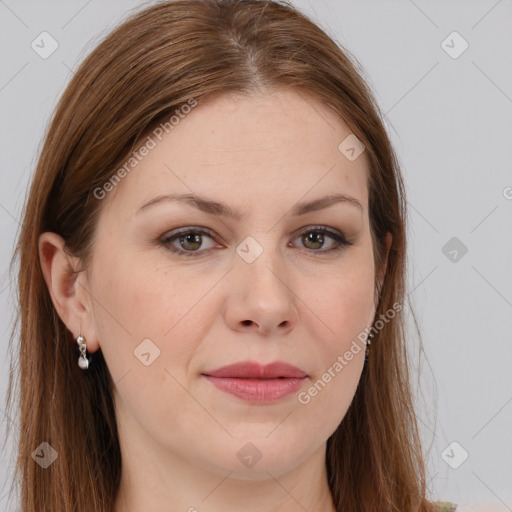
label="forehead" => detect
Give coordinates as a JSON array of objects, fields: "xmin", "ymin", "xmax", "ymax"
[{"xmin": 102, "ymin": 89, "xmax": 369, "ymax": 220}]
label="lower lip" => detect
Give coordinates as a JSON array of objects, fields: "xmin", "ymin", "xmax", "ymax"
[{"xmin": 203, "ymin": 376, "xmax": 307, "ymax": 403}]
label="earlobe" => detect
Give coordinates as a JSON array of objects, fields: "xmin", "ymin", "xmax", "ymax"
[{"xmin": 38, "ymin": 232, "xmax": 100, "ymax": 353}]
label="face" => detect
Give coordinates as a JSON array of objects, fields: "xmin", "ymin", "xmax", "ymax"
[{"xmin": 77, "ymin": 89, "xmax": 383, "ymax": 479}]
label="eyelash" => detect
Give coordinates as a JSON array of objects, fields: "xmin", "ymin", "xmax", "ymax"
[{"xmin": 159, "ymin": 226, "xmax": 353, "ymax": 258}]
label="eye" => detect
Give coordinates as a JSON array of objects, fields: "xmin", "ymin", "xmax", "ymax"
[
  {"xmin": 160, "ymin": 227, "xmax": 218, "ymax": 257},
  {"xmin": 291, "ymin": 226, "xmax": 353, "ymax": 255},
  {"xmin": 159, "ymin": 225, "xmax": 353, "ymax": 257}
]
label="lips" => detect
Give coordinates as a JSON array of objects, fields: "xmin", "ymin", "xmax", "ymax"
[
  {"xmin": 203, "ymin": 361, "xmax": 308, "ymax": 379},
  {"xmin": 202, "ymin": 361, "xmax": 308, "ymax": 403}
]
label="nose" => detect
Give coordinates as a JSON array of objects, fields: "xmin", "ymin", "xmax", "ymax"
[{"xmin": 224, "ymin": 245, "xmax": 299, "ymax": 337}]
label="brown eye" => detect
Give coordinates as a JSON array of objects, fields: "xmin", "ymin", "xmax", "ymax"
[
  {"xmin": 161, "ymin": 228, "xmax": 217, "ymax": 257},
  {"xmin": 293, "ymin": 227, "xmax": 352, "ymax": 254},
  {"xmin": 178, "ymin": 232, "xmax": 203, "ymax": 251},
  {"xmin": 302, "ymin": 231, "xmax": 325, "ymax": 250}
]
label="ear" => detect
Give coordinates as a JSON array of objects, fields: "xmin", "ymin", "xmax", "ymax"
[{"xmin": 38, "ymin": 232, "xmax": 100, "ymax": 353}]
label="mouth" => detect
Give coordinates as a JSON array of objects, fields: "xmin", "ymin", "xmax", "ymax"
[{"xmin": 202, "ymin": 361, "xmax": 308, "ymax": 403}]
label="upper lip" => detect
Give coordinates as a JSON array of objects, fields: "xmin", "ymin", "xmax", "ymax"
[{"xmin": 203, "ymin": 361, "xmax": 308, "ymax": 379}]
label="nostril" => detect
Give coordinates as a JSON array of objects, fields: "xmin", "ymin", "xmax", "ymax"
[{"xmin": 241, "ymin": 320, "xmax": 252, "ymax": 326}]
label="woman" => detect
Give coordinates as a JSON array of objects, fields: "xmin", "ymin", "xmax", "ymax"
[{"xmin": 5, "ymin": 0, "xmax": 458, "ymax": 510}]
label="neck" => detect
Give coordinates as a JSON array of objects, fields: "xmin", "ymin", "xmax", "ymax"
[{"xmin": 113, "ymin": 437, "xmax": 336, "ymax": 512}]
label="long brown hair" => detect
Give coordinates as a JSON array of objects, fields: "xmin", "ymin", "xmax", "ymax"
[{"xmin": 5, "ymin": 0, "xmax": 438, "ymax": 510}]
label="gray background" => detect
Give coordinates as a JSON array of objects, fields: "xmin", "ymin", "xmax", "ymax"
[{"xmin": 1, "ymin": 0, "xmax": 511, "ymax": 510}]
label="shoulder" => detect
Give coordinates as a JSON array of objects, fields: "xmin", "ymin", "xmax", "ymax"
[{"xmin": 436, "ymin": 502, "xmax": 457, "ymax": 512}]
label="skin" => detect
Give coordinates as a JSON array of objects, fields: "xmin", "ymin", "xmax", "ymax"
[{"xmin": 39, "ymin": 89, "xmax": 391, "ymax": 512}]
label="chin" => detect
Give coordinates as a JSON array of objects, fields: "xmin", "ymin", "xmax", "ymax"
[{"xmin": 197, "ymin": 433, "xmax": 318, "ymax": 480}]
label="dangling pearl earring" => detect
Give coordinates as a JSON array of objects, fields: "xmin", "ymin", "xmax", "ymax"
[{"xmin": 76, "ymin": 334, "xmax": 90, "ymax": 370}]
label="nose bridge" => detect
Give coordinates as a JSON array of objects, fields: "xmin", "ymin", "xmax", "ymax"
[
  {"xmin": 236, "ymin": 232, "xmax": 289, "ymax": 297},
  {"xmin": 225, "ymin": 232, "xmax": 298, "ymax": 334}
]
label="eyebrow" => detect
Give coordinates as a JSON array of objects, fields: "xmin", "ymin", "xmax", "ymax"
[{"xmin": 136, "ymin": 192, "xmax": 363, "ymax": 219}]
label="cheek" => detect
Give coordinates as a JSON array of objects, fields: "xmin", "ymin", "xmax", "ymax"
[
  {"xmin": 87, "ymin": 245, "xmax": 206, "ymax": 380},
  {"xmin": 88, "ymin": 255, "xmax": 213, "ymax": 437},
  {"xmin": 295, "ymin": 249, "xmax": 374, "ymax": 415},
  {"xmin": 294, "ymin": 293, "xmax": 371, "ymax": 440},
  {"xmin": 303, "ymin": 249, "xmax": 375, "ymax": 350}
]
